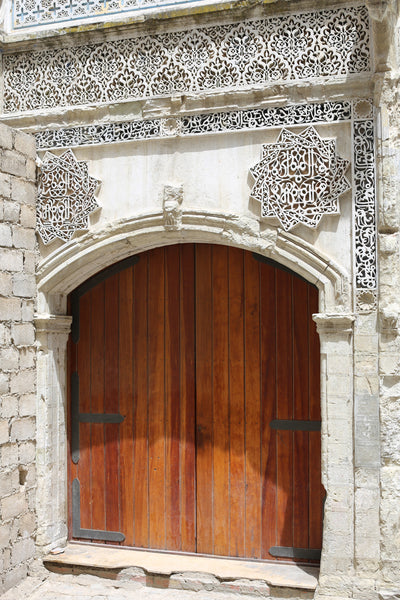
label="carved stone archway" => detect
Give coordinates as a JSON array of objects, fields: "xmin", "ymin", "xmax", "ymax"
[{"xmin": 35, "ymin": 213, "xmax": 354, "ymax": 598}]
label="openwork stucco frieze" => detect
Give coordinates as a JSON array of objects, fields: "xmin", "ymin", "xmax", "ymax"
[
  {"xmin": 13, "ymin": 0, "xmax": 209, "ymax": 28},
  {"xmin": 37, "ymin": 149, "xmax": 100, "ymax": 244},
  {"xmin": 4, "ymin": 5, "xmax": 370, "ymax": 114},
  {"xmin": 249, "ymin": 127, "xmax": 351, "ymax": 231},
  {"xmin": 35, "ymin": 102, "xmax": 353, "ymax": 150}
]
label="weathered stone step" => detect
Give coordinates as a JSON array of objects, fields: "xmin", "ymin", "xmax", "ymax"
[{"xmin": 44, "ymin": 543, "xmax": 318, "ymax": 599}]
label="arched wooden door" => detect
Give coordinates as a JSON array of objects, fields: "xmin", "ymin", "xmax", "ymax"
[{"xmin": 68, "ymin": 244, "xmax": 324, "ymax": 561}]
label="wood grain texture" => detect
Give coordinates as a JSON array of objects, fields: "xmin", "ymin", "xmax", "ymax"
[
  {"xmin": 293, "ymin": 278, "xmax": 309, "ymax": 549},
  {"xmin": 104, "ymin": 276, "xmax": 120, "ymax": 534},
  {"xmin": 148, "ymin": 248, "xmax": 166, "ymax": 549},
  {"xmin": 77, "ymin": 292, "xmax": 92, "ymax": 531},
  {"xmin": 195, "ymin": 244, "xmax": 214, "ymax": 555},
  {"xmin": 165, "ymin": 245, "xmax": 181, "ymax": 551},
  {"xmin": 133, "ymin": 256, "xmax": 149, "ymax": 548},
  {"xmin": 308, "ymin": 286, "xmax": 323, "ymax": 549},
  {"xmin": 179, "ymin": 245, "xmax": 196, "ymax": 552},
  {"xmin": 259, "ymin": 262, "xmax": 277, "ymax": 559},
  {"xmin": 68, "ymin": 245, "xmax": 323, "ymax": 560},
  {"xmin": 275, "ymin": 270, "xmax": 293, "ymax": 550},
  {"xmin": 228, "ymin": 247, "xmax": 245, "ymax": 558},
  {"xmin": 118, "ymin": 267, "xmax": 134, "ymax": 546},
  {"xmin": 212, "ymin": 245, "xmax": 230, "ymax": 557},
  {"xmin": 244, "ymin": 251, "xmax": 261, "ymax": 558}
]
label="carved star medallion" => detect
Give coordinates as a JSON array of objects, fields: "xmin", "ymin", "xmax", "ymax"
[
  {"xmin": 37, "ymin": 149, "xmax": 100, "ymax": 244},
  {"xmin": 250, "ymin": 127, "xmax": 351, "ymax": 231}
]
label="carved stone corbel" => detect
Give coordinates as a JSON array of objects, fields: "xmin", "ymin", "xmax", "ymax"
[{"xmin": 163, "ymin": 184, "xmax": 183, "ymax": 231}]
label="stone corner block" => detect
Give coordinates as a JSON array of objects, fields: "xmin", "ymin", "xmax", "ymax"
[
  {"xmin": 0, "ymin": 124, "xmax": 13, "ymax": 151},
  {"xmin": 13, "ymin": 131, "xmax": 36, "ymax": 160}
]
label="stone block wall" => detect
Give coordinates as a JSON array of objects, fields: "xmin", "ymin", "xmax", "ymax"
[{"xmin": 0, "ymin": 123, "xmax": 37, "ymax": 593}]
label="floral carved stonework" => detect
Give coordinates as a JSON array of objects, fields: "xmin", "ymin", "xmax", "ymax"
[
  {"xmin": 37, "ymin": 149, "xmax": 100, "ymax": 244},
  {"xmin": 250, "ymin": 127, "xmax": 351, "ymax": 231}
]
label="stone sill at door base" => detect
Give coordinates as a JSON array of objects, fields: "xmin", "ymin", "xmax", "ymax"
[{"xmin": 44, "ymin": 543, "xmax": 318, "ymax": 597}]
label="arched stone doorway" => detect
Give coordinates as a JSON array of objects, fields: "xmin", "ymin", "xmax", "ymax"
[{"xmin": 67, "ymin": 243, "xmax": 324, "ymax": 561}]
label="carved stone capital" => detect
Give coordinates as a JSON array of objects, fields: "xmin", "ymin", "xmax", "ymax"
[
  {"xmin": 379, "ymin": 304, "xmax": 399, "ymax": 333},
  {"xmin": 34, "ymin": 314, "xmax": 72, "ymax": 350},
  {"xmin": 313, "ymin": 313, "xmax": 355, "ymax": 336}
]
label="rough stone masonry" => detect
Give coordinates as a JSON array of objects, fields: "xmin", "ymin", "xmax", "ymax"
[{"xmin": 0, "ymin": 123, "xmax": 37, "ymax": 594}]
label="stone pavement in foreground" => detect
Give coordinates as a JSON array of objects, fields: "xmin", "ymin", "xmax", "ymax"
[{"xmin": 0, "ymin": 572, "xmax": 272, "ymax": 600}]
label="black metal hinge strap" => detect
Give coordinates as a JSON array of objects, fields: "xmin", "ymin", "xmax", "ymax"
[
  {"xmin": 79, "ymin": 413, "xmax": 124, "ymax": 424},
  {"xmin": 270, "ymin": 419, "xmax": 321, "ymax": 431},
  {"xmin": 269, "ymin": 546, "xmax": 321, "ymax": 560},
  {"xmin": 71, "ymin": 372, "xmax": 80, "ymax": 465},
  {"xmin": 72, "ymin": 478, "xmax": 125, "ymax": 543},
  {"xmin": 71, "ymin": 372, "xmax": 125, "ymax": 464}
]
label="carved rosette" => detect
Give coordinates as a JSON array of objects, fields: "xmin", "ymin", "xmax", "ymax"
[
  {"xmin": 250, "ymin": 127, "xmax": 351, "ymax": 231},
  {"xmin": 37, "ymin": 149, "xmax": 100, "ymax": 245}
]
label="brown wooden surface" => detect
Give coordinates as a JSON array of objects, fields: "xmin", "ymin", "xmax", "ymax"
[{"xmin": 68, "ymin": 244, "xmax": 323, "ymax": 560}]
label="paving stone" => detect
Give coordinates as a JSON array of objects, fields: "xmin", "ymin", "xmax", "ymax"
[{"xmin": 0, "ymin": 571, "xmax": 295, "ymax": 600}]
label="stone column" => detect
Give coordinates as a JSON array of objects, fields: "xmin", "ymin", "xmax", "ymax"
[
  {"xmin": 34, "ymin": 314, "xmax": 72, "ymax": 553},
  {"xmin": 313, "ymin": 314, "xmax": 356, "ymax": 600}
]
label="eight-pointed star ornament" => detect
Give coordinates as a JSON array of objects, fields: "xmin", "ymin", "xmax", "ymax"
[
  {"xmin": 250, "ymin": 127, "xmax": 351, "ymax": 231},
  {"xmin": 37, "ymin": 149, "xmax": 100, "ymax": 244}
]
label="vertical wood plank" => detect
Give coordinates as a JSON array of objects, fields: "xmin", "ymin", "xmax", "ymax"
[
  {"xmin": 119, "ymin": 267, "xmax": 134, "ymax": 546},
  {"xmin": 148, "ymin": 248, "xmax": 166, "ymax": 549},
  {"xmin": 165, "ymin": 245, "xmax": 181, "ymax": 550},
  {"xmin": 259, "ymin": 261, "xmax": 277, "ymax": 559},
  {"xmin": 308, "ymin": 286, "xmax": 324, "ymax": 549},
  {"xmin": 133, "ymin": 255, "xmax": 149, "ymax": 548},
  {"xmin": 212, "ymin": 245, "xmax": 230, "ymax": 556},
  {"xmin": 228, "ymin": 247, "xmax": 245, "ymax": 558},
  {"xmin": 244, "ymin": 252, "xmax": 261, "ymax": 558},
  {"xmin": 67, "ymin": 317, "xmax": 76, "ymax": 538},
  {"xmin": 195, "ymin": 244, "xmax": 214, "ymax": 554},
  {"xmin": 180, "ymin": 244, "xmax": 196, "ymax": 553},
  {"xmin": 292, "ymin": 277, "xmax": 309, "ymax": 550},
  {"xmin": 77, "ymin": 292, "xmax": 92, "ymax": 531},
  {"xmin": 68, "ymin": 245, "xmax": 322, "ymax": 560},
  {"xmin": 275, "ymin": 270, "xmax": 293, "ymax": 550},
  {"xmin": 104, "ymin": 275, "xmax": 120, "ymax": 534},
  {"xmin": 90, "ymin": 284, "xmax": 106, "ymax": 532}
]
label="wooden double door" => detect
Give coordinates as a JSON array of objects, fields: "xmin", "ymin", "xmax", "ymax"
[{"xmin": 68, "ymin": 243, "xmax": 324, "ymax": 561}]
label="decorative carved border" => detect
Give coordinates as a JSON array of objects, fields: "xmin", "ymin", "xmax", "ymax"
[
  {"xmin": 13, "ymin": 0, "xmax": 209, "ymax": 29},
  {"xmin": 35, "ymin": 102, "xmax": 352, "ymax": 149},
  {"xmin": 35, "ymin": 98, "xmax": 377, "ymax": 301},
  {"xmin": 4, "ymin": 5, "xmax": 370, "ymax": 113},
  {"xmin": 352, "ymin": 99, "xmax": 376, "ymax": 292}
]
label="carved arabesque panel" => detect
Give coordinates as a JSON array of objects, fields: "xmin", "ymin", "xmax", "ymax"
[
  {"xmin": 249, "ymin": 127, "xmax": 351, "ymax": 231},
  {"xmin": 4, "ymin": 6, "xmax": 370, "ymax": 113},
  {"xmin": 37, "ymin": 150, "xmax": 100, "ymax": 244}
]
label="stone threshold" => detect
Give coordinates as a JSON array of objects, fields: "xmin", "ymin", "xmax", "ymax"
[{"xmin": 44, "ymin": 543, "xmax": 319, "ymax": 597}]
